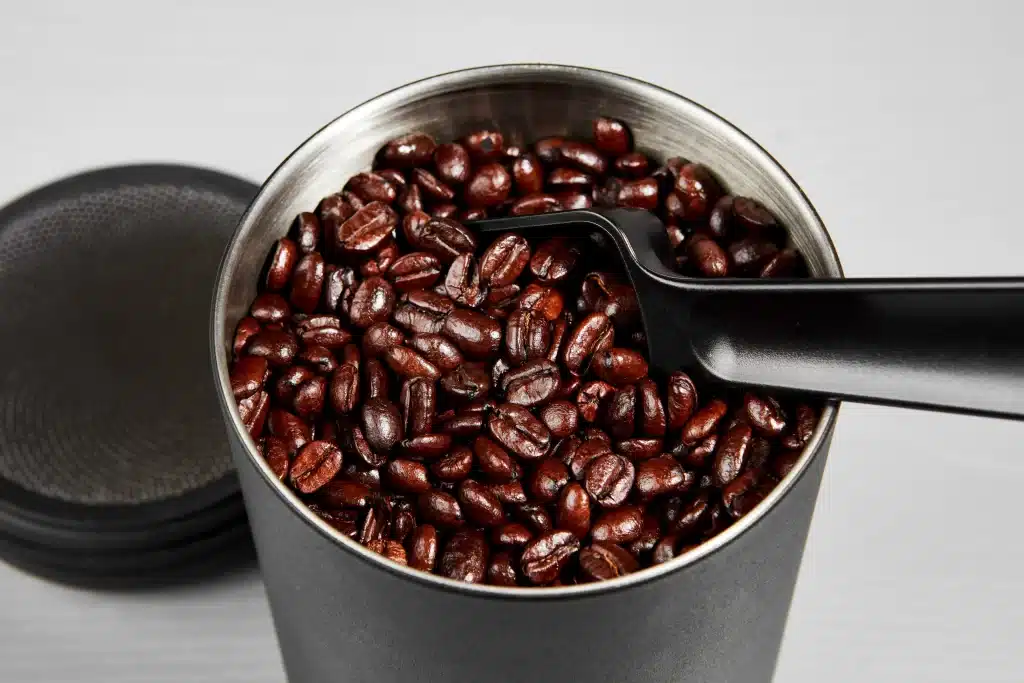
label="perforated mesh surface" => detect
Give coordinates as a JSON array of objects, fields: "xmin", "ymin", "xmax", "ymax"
[{"xmin": 0, "ymin": 166, "xmax": 256, "ymax": 505}]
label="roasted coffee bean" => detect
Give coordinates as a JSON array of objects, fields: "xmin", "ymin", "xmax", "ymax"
[
  {"xmin": 521, "ymin": 531, "xmax": 580, "ymax": 585},
  {"xmin": 530, "ymin": 238, "xmax": 580, "ymax": 282},
  {"xmin": 386, "ymin": 252, "xmax": 442, "ymax": 293},
  {"xmin": 628, "ymin": 513, "xmax": 662, "ymax": 556},
  {"xmin": 317, "ymin": 193, "xmax": 353, "ymax": 225},
  {"xmin": 616, "ymin": 178, "xmax": 659, "ymax": 210},
  {"xmin": 440, "ymin": 409, "xmax": 484, "ymax": 436},
  {"xmin": 538, "ymin": 400, "xmax": 579, "ymax": 439},
  {"xmin": 441, "ymin": 308, "xmax": 502, "ymax": 358},
  {"xmin": 407, "ymin": 524, "xmax": 439, "ymax": 571},
  {"xmin": 651, "ymin": 534, "xmax": 680, "ymax": 565},
  {"xmin": 488, "ymin": 551, "xmax": 519, "ymax": 586},
  {"xmin": 431, "ymin": 446, "xmax": 474, "ymax": 482},
  {"xmin": 405, "ymin": 333, "xmax": 462, "ymax": 373},
  {"xmin": 492, "ymin": 522, "xmax": 533, "ymax": 548},
  {"xmin": 323, "ymin": 266, "xmax": 357, "ymax": 315},
  {"xmin": 400, "ymin": 377, "xmax": 435, "ymax": 437},
  {"xmin": 474, "ymin": 436, "xmax": 521, "ymax": 482},
  {"xmin": 505, "ymin": 309, "xmax": 550, "ymax": 365},
  {"xmin": 457, "ymin": 480, "xmax": 505, "ymax": 527},
  {"xmin": 317, "ymin": 479, "xmax": 373, "ymax": 509},
  {"xmin": 514, "ymin": 503, "xmax": 554, "ymax": 535},
  {"xmin": 361, "ymin": 398, "xmax": 403, "ymax": 453},
  {"xmin": 577, "ymin": 380, "xmax": 614, "ymax": 423},
  {"xmin": 688, "ymin": 235, "xmax": 730, "ymax": 278},
  {"xmin": 636, "ymin": 379, "xmax": 667, "ymax": 436},
  {"xmin": 292, "ymin": 375, "xmax": 327, "ymax": 418},
  {"xmin": 289, "ymin": 253, "xmax": 325, "ymax": 314},
  {"xmin": 250, "ymin": 292, "xmax": 290, "ymax": 324},
  {"xmin": 412, "ymin": 168, "xmax": 455, "ymax": 203},
  {"xmin": 440, "ymin": 363, "xmax": 491, "ymax": 402},
  {"xmin": 563, "ymin": 312, "xmax": 614, "ymax": 372},
  {"xmin": 502, "ymin": 359, "xmax": 560, "ymax": 407},
  {"xmin": 384, "ymin": 346, "xmax": 440, "ymax": 381},
  {"xmin": 635, "ymin": 457, "xmax": 692, "ymax": 501},
  {"xmin": 578, "ymin": 272, "xmax": 641, "ymax": 328},
  {"xmin": 772, "ymin": 449, "xmax": 802, "ymax": 480},
  {"xmin": 682, "ymin": 398, "xmax": 728, "ymax": 446},
  {"xmin": 759, "ymin": 248, "xmax": 802, "ymax": 278},
  {"xmin": 343, "ymin": 462, "xmax": 381, "ymax": 490},
  {"xmin": 683, "ymin": 434, "xmax": 718, "ymax": 469},
  {"xmin": 488, "ymin": 403, "xmax": 551, "ymax": 460},
  {"xmin": 674, "ymin": 163, "xmax": 721, "ymax": 221},
  {"xmin": 397, "ymin": 183, "xmax": 424, "ymax": 214},
  {"xmin": 465, "ymin": 163, "xmax": 512, "ymax": 208},
  {"xmin": 729, "ymin": 238, "xmax": 779, "ymax": 275},
  {"xmin": 744, "ymin": 393, "xmax": 788, "ymax": 436},
  {"xmin": 261, "ymin": 436, "xmax": 290, "ymax": 481},
  {"xmin": 517, "ymin": 283, "xmax": 563, "ymax": 322},
  {"xmin": 613, "ymin": 152, "xmax": 649, "ymax": 178},
  {"xmin": 385, "ymin": 459, "xmax": 432, "ymax": 494},
  {"xmin": 290, "ymin": 441, "xmax": 343, "ymax": 494},
  {"xmin": 441, "ymin": 529, "xmax": 489, "ymax": 583},
  {"xmin": 311, "ymin": 505, "xmax": 360, "ymax": 538},
  {"xmin": 547, "ymin": 167, "xmax": 593, "ymax": 190},
  {"xmin": 579, "ymin": 542, "xmax": 639, "ymax": 582},
  {"xmin": 432, "ymin": 203, "xmax": 459, "ymax": 219},
  {"xmin": 559, "ymin": 140, "xmax": 607, "ymax": 175},
  {"xmin": 298, "ymin": 345, "xmax": 337, "ymax": 375},
  {"xmin": 296, "ymin": 314, "xmax": 351, "ymax": 349},
  {"xmin": 528, "ymin": 458, "xmax": 570, "ymax": 503},
  {"xmin": 479, "ymin": 233, "xmax": 530, "ymax": 287},
  {"xmin": 398, "ymin": 433, "xmax": 453, "ymax": 460},
  {"xmin": 345, "ymin": 172, "xmax": 398, "ymax": 205},
  {"xmin": 556, "ymin": 191, "xmax": 593, "ymax": 210},
  {"xmin": 464, "ymin": 130, "xmax": 504, "ymax": 161},
  {"xmin": 534, "ymin": 136, "xmax": 566, "ymax": 164},
  {"xmin": 564, "ymin": 433, "xmax": 613, "ymax": 480},
  {"xmin": 231, "ymin": 356, "xmax": 270, "ymax": 400},
  {"xmin": 445, "ymin": 253, "xmax": 487, "ymax": 308},
  {"xmin": 781, "ymin": 404, "xmax": 817, "ymax": 450},
  {"xmin": 359, "ymin": 322, "xmax": 403, "ymax": 358},
  {"xmin": 714, "ymin": 423, "xmax": 752, "ymax": 487},
  {"xmin": 265, "ymin": 238, "xmax": 299, "ymax": 292},
  {"xmin": 268, "ymin": 409, "xmax": 311, "ymax": 453},
  {"xmin": 418, "ymin": 489, "xmax": 464, "ymax": 528},
  {"xmin": 489, "ymin": 481, "xmax": 528, "ymax": 505},
  {"xmin": 233, "ymin": 317, "xmax": 261, "ymax": 357},
  {"xmin": 556, "ymin": 482, "xmax": 592, "ymax": 540},
  {"xmin": 404, "ymin": 214, "xmax": 476, "ymax": 263},
  {"xmin": 434, "ymin": 143, "xmax": 471, "ymax": 186},
  {"xmin": 393, "ymin": 289, "xmax": 454, "ymax": 335},
  {"xmin": 666, "ymin": 371, "xmax": 698, "ymax": 431},
  {"xmin": 341, "ymin": 421, "xmax": 387, "ymax": 468},
  {"xmin": 615, "ymin": 437, "xmax": 664, "ymax": 461},
  {"xmin": 584, "ymin": 453, "xmax": 635, "ymax": 507},
  {"xmin": 732, "ymin": 196, "xmax": 778, "ymax": 230},
  {"xmin": 512, "ymin": 153, "xmax": 544, "ymax": 194},
  {"xmin": 592, "ymin": 348, "xmax": 648, "ymax": 385},
  {"xmin": 602, "ymin": 385, "xmax": 636, "ymax": 440},
  {"xmin": 593, "ymin": 117, "xmax": 631, "ymax": 155},
  {"xmin": 363, "ymin": 358, "xmax": 389, "ymax": 400},
  {"xmin": 377, "ymin": 168, "xmax": 407, "ymax": 190},
  {"xmin": 379, "ymin": 132, "xmax": 436, "ymax": 168},
  {"xmin": 349, "ymin": 276, "xmax": 395, "ymax": 328},
  {"xmin": 591, "ymin": 505, "xmax": 644, "ymax": 544}
]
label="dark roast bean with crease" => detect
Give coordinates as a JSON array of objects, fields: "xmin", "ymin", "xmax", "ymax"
[
  {"xmin": 434, "ymin": 142, "xmax": 471, "ymax": 186},
  {"xmin": 412, "ymin": 168, "xmax": 455, "ymax": 203},
  {"xmin": 379, "ymin": 132, "xmax": 436, "ymax": 168},
  {"xmin": 557, "ymin": 482, "xmax": 592, "ymax": 540},
  {"xmin": 398, "ymin": 433, "xmax": 452, "ymax": 460},
  {"xmin": 318, "ymin": 479, "xmax": 372, "ymax": 510},
  {"xmin": 432, "ymin": 203, "xmax": 459, "ymax": 219},
  {"xmin": 274, "ymin": 365, "xmax": 315, "ymax": 406},
  {"xmin": 391, "ymin": 509, "xmax": 416, "ymax": 544},
  {"xmin": 393, "ymin": 289, "xmax": 454, "ymax": 334},
  {"xmin": 688, "ymin": 235, "xmax": 730, "ymax": 277},
  {"xmin": 490, "ymin": 481, "xmax": 528, "ymax": 505},
  {"xmin": 488, "ymin": 551, "xmax": 519, "ymax": 586},
  {"xmin": 317, "ymin": 193, "xmax": 354, "ymax": 226},
  {"xmin": 464, "ymin": 130, "xmax": 504, "ymax": 161},
  {"xmin": 513, "ymin": 503, "xmax": 553, "ymax": 534},
  {"xmin": 529, "ymin": 458, "xmax": 570, "ymax": 503},
  {"xmin": 363, "ymin": 358, "xmax": 389, "ymax": 400},
  {"xmin": 474, "ymin": 436, "xmax": 521, "ymax": 482},
  {"xmin": 337, "ymin": 202, "xmax": 397, "ymax": 254},
  {"xmin": 323, "ymin": 266, "xmax": 356, "ymax": 315},
  {"xmin": 361, "ymin": 322, "xmax": 404, "ymax": 358},
  {"xmin": 488, "ymin": 403, "xmax": 551, "ymax": 460},
  {"xmin": 674, "ymin": 163, "xmax": 722, "ymax": 221},
  {"xmin": 440, "ymin": 362, "xmax": 490, "ymax": 402},
  {"xmin": 682, "ymin": 398, "xmax": 728, "ymax": 445},
  {"xmin": 431, "ymin": 446, "xmax": 474, "ymax": 482},
  {"xmin": 398, "ymin": 183, "xmax": 424, "ymax": 213},
  {"xmin": 360, "ymin": 501, "xmax": 391, "ymax": 546},
  {"xmin": 721, "ymin": 468, "xmax": 761, "ymax": 515},
  {"xmin": 539, "ymin": 400, "xmax": 578, "ymax": 439},
  {"xmin": 521, "ymin": 531, "xmax": 580, "ymax": 585},
  {"xmin": 704, "ymin": 501, "xmax": 731, "ymax": 538},
  {"xmin": 233, "ymin": 317, "xmax": 261, "ymax": 357},
  {"xmin": 579, "ymin": 542, "xmax": 639, "ymax": 582},
  {"xmin": 530, "ymin": 238, "xmax": 580, "ymax": 282},
  {"xmin": 534, "ymin": 136, "xmax": 566, "ymax": 164},
  {"xmin": 384, "ymin": 346, "xmax": 440, "ymax": 381},
  {"xmin": 290, "ymin": 441, "xmax": 343, "ymax": 494},
  {"xmin": 400, "ymin": 377, "xmax": 435, "ymax": 436},
  {"xmin": 628, "ymin": 513, "xmax": 662, "ymax": 556},
  {"xmin": 458, "ymin": 480, "xmax": 505, "ymax": 527},
  {"xmin": 404, "ymin": 214, "xmax": 476, "ymax": 263},
  {"xmin": 602, "ymin": 385, "xmax": 636, "ymax": 440},
  {"xmin": 592, "ymin": 348, "xmax": 648, "ymax": 385},
  {"xmin": 298, "ymin": 345, "xmax": 337, "ymax": 375},
  {"xmin": 445, "ymin": 253, "xmax": 487, "ymax": 308},
  {"xmin": 563, "ymin": 313, "xmax": 614, "ymax": 373},
  {"xmin": 341, "ymin": 421, "xmax": 387, "ymax": 468},
  {"xmin": 666, "ymin": 371, "xmax": 698, "ymax": 431},
  {"xmin": 546, "ymin": 316, "xmax": 569, "ymax": 364},
  {"xmin": 733, "ymin": 196, "xmax": 778, "ymax": 231},
  {"xmin": 729, "ymin": 238, "xmax": 779, "ymax": 275},
  {"xmin": 465, "ymin": 163, "xmax": 512, "ymax": 208},
  {"xmin": 782, "ymin": 404, "xmax": 818, "ymax": 450},
  {"xmin": 345, "ymin": 172, "xmax": 397, "ymax": 205},
  {"xmin": 548, "ymin": 167, "xmax": 593, "ymax": 190},
  {"xmin": 492, "ymin": 522, "xmax": 533, "ymax": 548},
  {"xmin": 265, "ymin": 238, "xmax": 299, "ymax": 292},
  {"xmin": 593, "ymin": 117, "xmax": 631, "ymax": 155},
  {"xmin": 385, "ymin": 459, "xmax": 431, "ymax": 494},
  {"xmin": 651, "ymin": 535, "xmax": 680, "ymax": 565},
  {"xmin": 289, "ymin": 213, "xmax": 320, "ymax": 256},
  {"xmin": 616, "ymin": 178, "xmax": 659, "ymax": 210},
  {"xmin": 407, "ymin": 524, "xmax": 439, "ymax": 571},
  {"xmin": 613, "ymin": 152, "xmax": 649, "ymax": 178},
  {"xmin": 261, "ymin": 436, "xmax": 290, "ymax": 482},
  {"xmin": 406, "ymin": 333, "xmax": 462, "ymax": 372},
  {"xmin": 293, "ymin": 375, "xmax": 327, "ymax": 418},
  {"xmin": 483, "ymin": 284, "xmax": 521, "ymax": 319},
  {"xmin": 440, "ymin": 411, "xmax": 484, "ymax": 437},
  {"xmin": 502, "ymin": 359, "xmax": 560, "ymax": 407},
  {"xmin": 564, "ymin": 434, "xmax": 612, "ymax": 480},
  {"xmin": 744, "ymin": 393, "xmax": 788, "ymax": 436},
  {"xmin": 683, "ymin": 434, "xmax": 718, "ymax": 469},
  {"xmin": 418, "ymin": 490, "xmax": 464, "ymax": 528},
  {"xmin": 377, "ymin": 168, "xmax": 406, "ymax": 190},
  {"xmin": 577, "ymin": 380, "xmax": 614, "ymax": 423},
  {"xmin": 359, "ymin": 239, "xmax": 399, "ymax": 277},
  {"xmin": 762, "ymin": 249, "xmax": 804, "ymax": 279},
  {"xmin": 584, "ymin": 453, "xmax": 635, "ymax": 507},
  {"xmin": 361, "ymin": 398, "xmax": 403, "ymax": 453},
  {"xmin": 635, "ymin": 457, "xmax": 692, "ymax": 501},
  {"xmin": 615, "ymin": 437, "xmax": 663, "ymax": 461},
  {"xmin": 441, "ymin": 529, "xmax": 489, "ymax": 583},
  {"xmin": 230, "ymin": 356, "xmax": 269, "ymax": 400},
  {"xmin": 512, "ymin": 153, "xmax": 544, "ymax": 194},
  {"xmin": 479, "ymin": 234, "xmax": 530, "ymax": 287},
  {"xmin": 296, "ymin": 315, "xmax": 351, "ymax": 349},
  {"xmin": 636, "ymin": 379, "xmax": 667, "ymax": 436},
  {"xmin": 556, "ymin": 191, "xmax": 593, "ymax": 210},
  {"xmin": 516, "ymin": 285, "xmax": 562, "ymax": 324},
  {"xmin": 251, "ymin": 293, "xmax": 290, "ymax": 324},
  {"xmin": 714, "ymin": 423, "xmax": 752, "ymax": 487},
  {"xmin": 560, "ymin": 140, "xmax": 607, "ymax": 175},
  {"xmin": 593, "ymin": 176, "xmax": 624, "ymax": 207},
  {"xmin": 442, "ymin": 308, "xmax": 502, "ymax": 359},
  {"xmin": 592, "ymin": 505, "xmax": 644, "ymax": 544},
  {"xmin": 708, "ymin": 195, "xmax": 737, "ymax": 240},
  {"xmin": 247, "ymin": 330, "xmax": 298, "ymax": 367},
  {"xmin": 349, "ymin": 277, "xmax": 395, "ymax": 328},
  {"xmin": 673, "ymin": 491, "xmax": 711, "ymax": 538},
  {"xmin": 746, "ymin": 436, "xmax": 773, "ymax": 472},
  {"xmin": 505, "ymin": 309, "xmax": 550, "ymax": 365},
  {"xmin": 343, "ymin": 462, "xmax": 381, "ymax": 490},
  {"xmin": 311, "ymin": 505, "xmax": 360, "ymax": 538}
]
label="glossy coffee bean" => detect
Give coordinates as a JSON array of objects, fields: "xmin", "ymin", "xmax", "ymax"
[
  {"xmin": 316, "ymin": 479, "xmax": 372, "ymax": 509},
  {"xmin": 682, "ymin": 434, "xmax": 718, "ymax": 469},
  {"xmin": 593, "ymin": 117, "xmax": 631, "ymax": 155},
  {"xmin": 360, "ymin": 322, "xmax": 404, "ymax": 358},
  {"xmin": 518, "ymin": 283, "xmax": 564, "ymax": 322},
  {"xmin": 363, "ymin": 358, "xmax": 390, "ymax": 400},
  {"xmin": 440, "ymin": 363, "xmax": 491, "ymax": 402},
  {"xmin": 616, "ymin": 178, "xmax": 659, "ymax": 210},
  {"xmin": 250, "ymin": 292, "xmax": 290, "ymax": 324},
  {"xmin": 564, "ymin": 433, "xmax": 613, "ymax": 480},
  {"xmin": 613, "ymin": 152, "xmax": 649, "ymax": 178},
  {"xmin": 404, "ymin": 214, "xmax": 476, "ymax": 264},
  {"xmin": 682, "ymin": 398, "xmax": 728, "ymax": 446},
  {"xmin": 528, "ymin": 458, "xmax": 570, "ymax": 503},
  {"xmin": 591, "ymin": 505, "xmax": 644, "ymax": 544},
  {"xmin": 635, "ymin": 457, "xmax": 691, "ymax": 502},
  {"xmin": 293, "ymin": 375, "xmax": 327, "ymax": 418},
  {"xmin": 479, "ymin": 234, "xmax": 530, "ymax": 288},
  {"xmin": 384, "ymin": 346, "xmax": 441, "ymax": 381},
  {"xmin": 488, "ymin": 551, "xmax": 519, "ymax": 586},
  {"xmin": 408, "ymin": 333, "xmax": 463, "ymax": 372},
  {"xmin": 431, "ymin": 446, "xmax": 474, "ymax": 482},
  {"xmin": 579, "ymin": 542, "xmax": 639, "ymax": 582},
  {"xmin": 615, "ymin": 437, "xmax": 663, "ymax": 461},
  {"xmin": 547, "ymin": 167, "xmax": 593, "ymax": 190},
  {"xmin": 474, "ymin": 436, "xmax": 521, "ymax": 483},
  {"xmin": 290, "ymin": 441, "xmax": 343, "ymax": 494},
  {"xmin": 298, "ymin": 345, "xmax": 337, "ymax": 375},
  {"xmin": 538, "ymin": 400, "xmax": 579, "ymax": 438},
  {"xmin": 407, "ymin": 524, "xmax": 439, "ymax": 571},
  {"xmin": 268, "ymin": 408, "xmax": 311, "ymax": 453},
  {"xmin": 400, "ymin": 377, "xmax": 436, "ymax": 437},
  {"xmin": 412, "ymin": 167, "xmax": 455, "ymax": 203},
  {"xmin": 744, "ymin": 393, "xmax": 788, "ymax": 436},
  {"xmin": 361, "ymin": 398, "xmax": 403, "ymax": 453},
  {"xmin": 378, "ymin": 132, "xmax": 436, "ymax": 168},
  {"xmin": 520, "ymin": 531, "xmax": 580, "ymax": 585},
  {"xmin": 576, "ymin": 380, "xmax": 614, "ymax": 423},
  {"xmin": 238, "ymin": 391, "xmax": 270, "ymax": 439},
  {"xmin": 556, "ymin": 191, "xmax": 593, "ymax": 210},
  {"xmin": 505, "ymin": 309, "xmax": 550, "ymax": 366},
  {"xmin": 666, "ymin": 371, "xmax": 698, "ymax": 431},
  {"xmin": 386, "ymin": 252, "xmax": 442, "ymax": 293},
  {"xmin": 434, "ymin": 143, "xmax": 471, "ymax": 186},
  {"xmin": 293, "ymin": 212, "xmax": 321, "ymax": 254},
  {"xmin": 457, "ymin": 480, "xmax": 505, "ymax": 527},
  {"xmin": 513, "ymin": 153, "xmax": 544, "ymax": 194},
  {"xmin": 636, "ymin": 378, "xmax": 667, "ymax": 436},
  {"xmin": 602, "ymin": 385, "xmax": 636, "ymax": 440},
  {"xmin": 418, "ymin": 489, "xmax": 464, "ymax": 529},
  {"xmin": 556, "ymin": 482, "xmax": 592, "ymax": 540},
  {"xmin": 289, "ymin": 253, "xmax": 325, "ymax": 314},
  {"xmin": 441, "ymin": 308, "xmax": 502, "ymax": 359},
  {"xmin": 265, "ymin": 238, "xmax": 298, "ymax": 292},
  {"xmin": 501, "ymin": 359, "xmax": 561, "ymax": 407},
  {"xmin": 398, "ymin": 433, "xmax": 452, "ymax": 460},
  {"xmin": 688, "ymin": 235, "xmax": 730, "ymax": 278},
  {"xmin": 714, "ymin": 423, "xmax": 752, "ymax": 487},
  {"xmin": 488, "ymin": 403, "xmax": 551, "ymax": 460},
  {"xmin": 341, "ymin": 422, "xmax": 387, "ymax": 468},
  {"xmin": 296, "ymin": 315, "xmax": 352, "ymax": 349},
  {"xmin": 261, "ymin": 436, "xmax": 290, "ymax": 482},
  {"xmin": 559, "ymin": 140, "xmax": 607, "ymax": 175},
  {"xmin": 393, "ymin": 289, "xmax": 454, "ymax": 335},
  {"xmin": 674, "ymin": 163, "xmax": 722, "ymax": 222},
  {"xmin": 233, "ymin": 317, "xmax": 261, "ymax": 357},
  {"xmin": 563, "ymin": 312, "xmax": 614, "ymax": 373},
  {"xmin": 432, "ymin": 203, "xmax": 459, "ymax": 220},
  {"xmin": 441, "ymin": 529, "xmax": 489, "ymax": 583},
  {"xmin": 385, "ymin": 459, "xmax": 432, "ymax": 494},
  {"xmin": 464, "ymin": 130, "xmax": 504, "ymax": 161},
  {"xmin": 729, "ymin": 238, "xmax": 779, "ymax": 275},
  {"xmin": 592, "ymin": 348, "xmax": 648, "ymax": 385},
  {"xmin": 781, "ymin": 404, "xmax": 817, "ymax": 450},
  {"xmin": 530, "ymin": 238, "xmax": 580, "ymax": 282},
  {"xmin": 584, "ymin": 453, "xmax": 635, "ymax": 507},
  {"xmin": 247, "ymin": 329, "xmax": 298, "ymax": 367},
  {"xmin": 489, "ymin": 481, "xmax": 528, "ymax": 505},
  {"xmin": 230, "ymin": 356, "xmax": 269, "ymax": 400},
  {"xmin": 465, "ymin": 163, "xmax": 512, "ymax": 208},
  {"xmin": 349, "ymin": 276, "xmax": 396, "ymax": 328},
  {"xmin": 445, "ymin": 253, "xmax": 487, "ymax": 308},
  {"xmin": 344, "ymin": 172, "xmax": 397, "ymax": 205}
]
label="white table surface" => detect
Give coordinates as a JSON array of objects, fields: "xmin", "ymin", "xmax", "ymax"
[{"xmin": 2, "ymin": 1, "xmax": 1022, "ymax": 681}]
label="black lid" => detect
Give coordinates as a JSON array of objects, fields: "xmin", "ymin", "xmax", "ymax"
[{"xmin": 0, "ymin": 164, "xmax": 258, "ymax": 586}]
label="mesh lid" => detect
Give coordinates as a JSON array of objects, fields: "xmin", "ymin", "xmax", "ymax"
[{"xmin": 0, "ymin": 165, "xmax": 258, "ymax": 585}]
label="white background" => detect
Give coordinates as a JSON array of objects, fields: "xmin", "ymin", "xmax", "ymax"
[{"xmin": 1, "ymin": 1, "xmax": 1023, "ymax": 681}]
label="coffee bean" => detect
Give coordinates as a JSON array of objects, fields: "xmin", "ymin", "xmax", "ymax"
[
  {"xmin": 457, "ymin": 480, "xmax": 505, "ymax": 527},
  {"xmin": 733, "ymin": 196, "xmax": 778, "ymax": 230},
  {"xmin": 613, "ymin": 152, "xmax": 649, "ymax": 178},
  {"xmin": 379, "ymin": 133, "xmax": 436, "ymax": 168},
  {"xmin": 563, "ymin": 312, "xmax": 614, "ymax": 373},
  {"xmin": 628, "ymin": 513, "xmax": 662, "ymax": 555},
  {"xmin": 488, "ymin": 551, "xmax": 519, "ymax": 586},
  {"xmin": 412, "ymin": 168, "xmax": 456, "ymax": 203},
  {"xmin": 564, "ymin": 433, "xmax": 613, "ymax": 480},
  {"xmin": 445, "ymin": 253, "xmax": 487, "ymax": 308},
  {"xmin": 520, "ymin": 531, "xmax": 580, "ymax": 585},
  {"xmin": 576, "ymin": 380, "xmax": 614, "ymax": 423},
  {"xmin": 233, "ymin": 317, "xmax": 261, "ymax": 358},
  {"xmin": 298, "ymin": 345, "xmax": 337, "ymax": 375},
  {"xmin": 714, "ymin": 423, "xmax": 752, "ymax": 486},
  {"xmin": 556, "ymin": 191, "xmax": 593, "ymax": 210},
  {"xmin": 407, "ymin": 333, "xmax": 463, "ymax": 372},
  {"xmin": 781, "ymin": 404, "xmax": 817, "ymax": 450},
  {"xmin": 479, "ymin": 234, "xmax": 530, "ymax": 287},
  {"xmin": 591, "ymin": 505, "xmax": 644, "ymax": 544},
  {"xmin": 407, "ymin": 524, "xmax": 439, "ymax": 571},
  {"xmin": 772, "ymin": 450, "xmax": 802, "ymax": 479},
  {"xmin": 505, "ymin": 309, "xmax": 550, "ymax": 365},
  {"xmin": 674, "ymin": 163, "xmax": 721, "ymax": 222},
  {"xmin": 514, "ymin": 503, "xmax": 554, "ymax": 535},
  {"xmin": 418, "ymin": 489, "xmax": 464, "ymax": 528},
  {"xmin": 261, "ymin": 436, "xmax": 290, "ymax": 481},
  {"xmin": 250, "ymin": 292, "xmax": 290, "ymax": 324},
  {"xmin": 440, "ymin": 363, "xmax": 491, "ymax": 402},
  {"xmin": 688, "ymin": 235, "xmax": 730, "ymax": 278},
  {"xmin": 682, "ymin": 434, "xmax": 718, "ymax": 469},
  {"xmin": 635, "ymin": 457, "xmax": 692, "ymax": 501},
  {"xmin": 547, "ymin": 167, "xmax": 593, "ymax": 190},
  {"xmin": 602, "ymin": 385, "xmax": 636, "ymax": 440},
  {"xmin": 579, "ymin": 542, "xmax": 639, "ymax": 582},
  {"xmin": 489, "ymin": 481, "xmax": 528, "ymax": 505},
  {"xmin": 592, "ymin": 348, "xmax": 648, "ymax": 385},
  {"xmin": 400, "ymin": 377, "xmax": 435, "ymax": 437},
  {"xmin": 393, "ymin": 289, "xmax": 454, "ymax": 335},
  {"xmin": 290, "ymin": 441, "xmax": 343, "ymax": 494},
  {"xmin": 289, "ymin": 252, "xmax": 326, "ymax": 314},
  {"xmin": 292, "ymin": 375, "xmax": 327, "ymax": 418},
  {"xmin": 556, "ymin": 482, "xmax": 592, "ymax": 539},
  {"xmin": 357, "ymin": 322, "xmax": 402, "ymax": 358},
  {"xmin": 464, "ymin": 130, "xmax": 504, "ymax": 161},
  {"xmin": 361, "ymin": 398, "xmax": 403, "ymax": 453},
  {"xmin": 529, "ymin": 458, "xmax": 570, "ymax": 503},
  {"xmin": 635, "ymin": 378, "xmax": 667, "ymax": 436},
  {"xmin": 268, "ymin": 409, "xmax": 311, "ymax": 453},
  {"xmin": 363, "ymin": 358, "xmax": 390, "ymax": 400},
  {"xmin": 398, "ymin": 433, "xmax": 453, "ymax": 460},
  {"xmin": 441, "ymin": 308, "xmax": 502, "ymax": 359},
  {"xmin": 385, "ymin": 459, "xmax": 431, "ymax": 494},
  {"xmin": 386, "ymin": 252, "xmax": 442, "ymax": 292},
  {"xmin": 530, "ymin": 239, "xmax": 580, "ymax": 282},
  {"xmin": 488, "ymin": 404, "xmax": 551, "ymax": 460},
  {"xmin": 341, "ymin": 421, "xmax": 387, "ymax": 468},
  {"xmin": 512, "ymin": 153, "xmax": 544, "ymax": 194},
  {"xmin": 431, "ymin": 446, "xmax": 474, "ymax": 482},
  {"xmin": 729, "ymin": 238, "xmax": 779, "ymax": 275},
  {"xmin": 231, "ymin": 356, "xmax": 270, "ymax": 400},
  {"xmin": 682, "ymin": 398, "xmax": 728, "ymax": 446},
  {"xmin": 651, "ymin": 535, "xmax": 680, "ymax": 565},
  {"xmin": 465, "ymin": 163, "xmax": 512, "ymax": 208},
  {"xmin": 434, "ymin": 143, "xmax": 471, "ymax": 186},
  {"xmin": 432, "ymin": 204, "xmax": 459, "ymax": 219},
  {"xmin": 404, "ymin": 215, "xmax": 476, "ymax": 263},
  {"xmin": 593, "ymin": 117, "xmax": 631, "ymax": 155},
  {"xmin": 265, "ymin": 238, "xmax": 299, "ymax": 292},
  {"xmin": 501, "ymin": 359, "xmax": 560, "ymax": 407},
  {"xmin": 744, "ymin": 393, "xmax": 788, "ymax": 436},
  {"xmin": 538, "ymin": 400, "xmax": 579, "ymax": 439},
  {"xmin": 397, "ymin": 183, "xmax": 424, "ymax": 214},
  {"xmin": 666, "ymin": 371, "xmax": 698, "ymax": 431},
  {"xmin": 616, "ymin": 178, "xmax": 659, "ymax": 210},
  {"xmin": 559, "ymin": 140, "xmax": 607, "ymax": 175},
  {"xmin": 384, "ymin": 346, "xmax": 440, "ymax": 381},
  {"xmin": 345, "ymin": 172, "xmax": 398, "ymax": 205},
  {"xmin": 349, "ymin": 276, "xmax": 396, "ymax": 328},
  {"xmin": 474, "ymin": 436, "xmax": 521, "ymax": 482},
  {"xmin": 441, "ymin": 529, "xmax": 489, "ymax": 583},
  {"xmin": 296, "ymin": 314, "xmax": 352, "ymax": 349},
  {"xmin": 615, "ymin": 437, "xmax": 663, "ymax": 461},
  {"xmin": 584, "ymin": 453, "xmax": 635, "ymax": 508},
  {"xmin": 492, "ymin": 522, "xmax": 533, "ymax": 548}
]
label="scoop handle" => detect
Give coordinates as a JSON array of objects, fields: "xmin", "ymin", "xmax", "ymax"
[{"xmin": 688, "ymin": 278, "xmax": 1024, "ymax": 419}]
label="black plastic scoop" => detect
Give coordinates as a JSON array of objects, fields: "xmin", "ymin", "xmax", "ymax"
[{"xmin": 468, "ymin": 208, "xmax": 1024, "ymax": 420}]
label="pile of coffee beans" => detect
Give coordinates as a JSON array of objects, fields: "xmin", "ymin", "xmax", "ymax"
[{"xmin": 229, "ymin": 118, "xmax": 820, "ymax": 586}]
